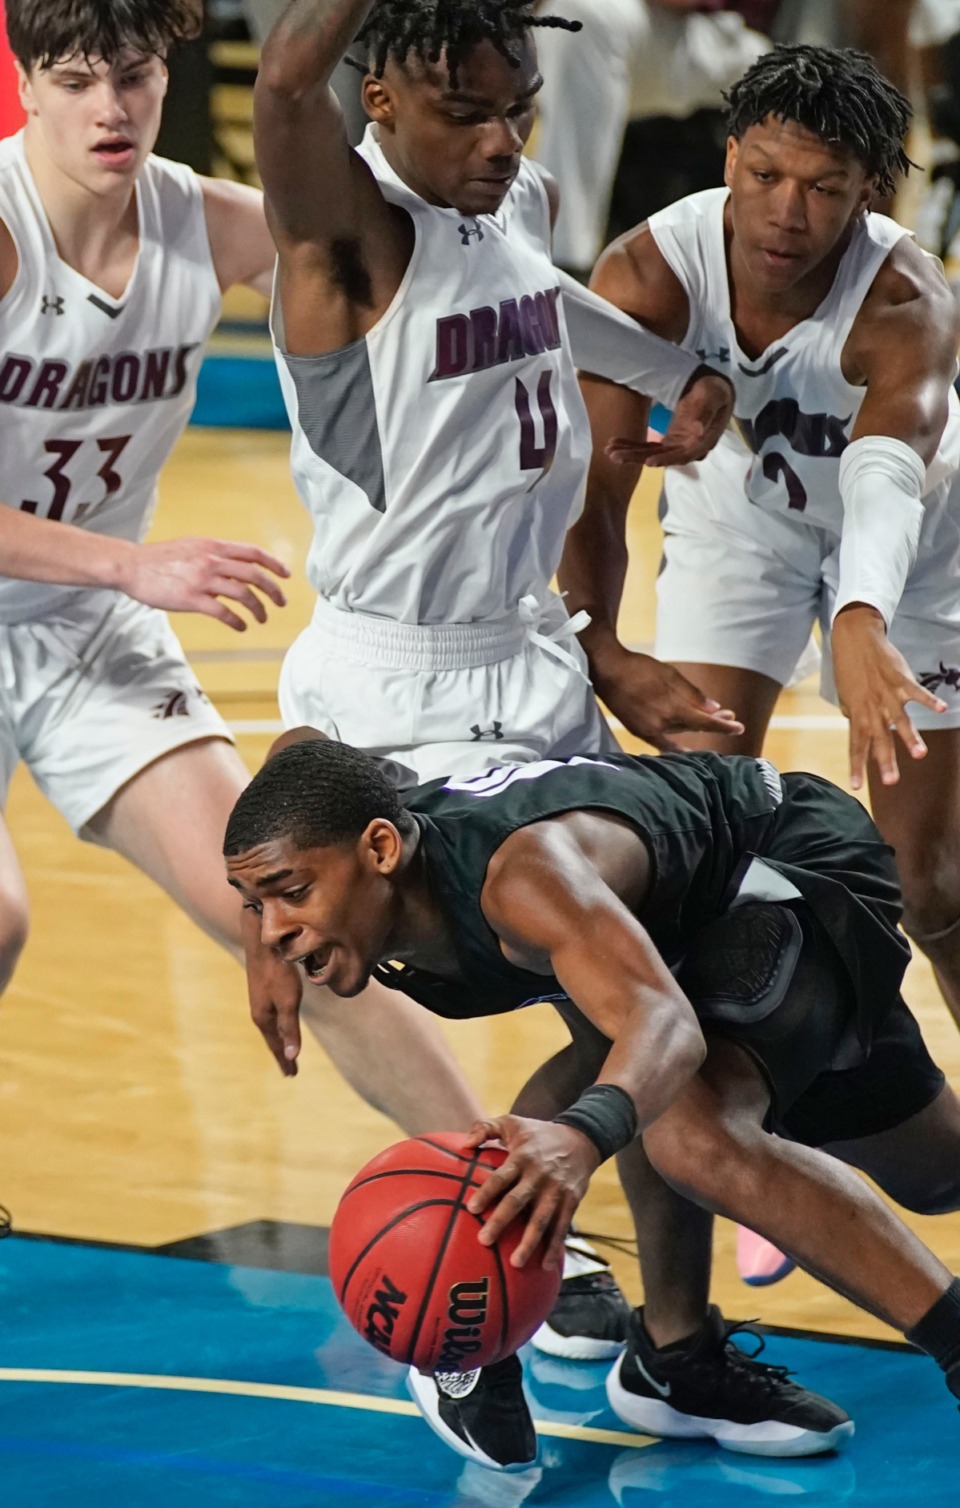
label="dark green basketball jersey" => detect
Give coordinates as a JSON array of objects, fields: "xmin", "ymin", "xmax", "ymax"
[{"xmin": 373, "ymin": 751, "xmax": 909, "ymax": 1045}]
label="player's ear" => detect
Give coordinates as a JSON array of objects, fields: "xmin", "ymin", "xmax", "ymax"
[
  {"xmin": 364, "ymin": 819, "xmax": 404, "ymax": 874},
  {"xmin": 15, "ymin": 61, "xmax": 36, "ymax": 117},
  {"xmin": 363, "ymin": 74, "xmax": 396, "ymax": 129},
  {"xmin": 723, "ymin": 136, "xmax": 739, "ymax": 190}
]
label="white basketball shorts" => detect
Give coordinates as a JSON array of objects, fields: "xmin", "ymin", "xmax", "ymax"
[
  {"xmin": 279, "ymin": 590, "xmax": 617, "ymax": 785},
  {"xmin": 655, "ymin": 441, "xmax": 960, "ymax": 731},
  {"xmin": 0, "ymin": 590, "xmax": 233, "ymax": 834}
]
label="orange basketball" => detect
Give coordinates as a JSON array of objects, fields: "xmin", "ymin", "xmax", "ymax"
[{"xmin": 329, "ymin": 1133, "xmax": 562, "ymax": 1373}]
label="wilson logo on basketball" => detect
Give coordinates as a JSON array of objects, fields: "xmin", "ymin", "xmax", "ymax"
[
  {"xmin": 363, "ymin": 1275, "xmax": 408, "ymax": 1356},
  {"xmin": 437, "ymin": 1278, "xmax": 490, "ymax": 1370}
]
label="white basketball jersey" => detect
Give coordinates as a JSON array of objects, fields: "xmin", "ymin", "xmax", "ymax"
[
  {"xmin": 271, "ymin": 124, "xmax": 592, "ymax": 624},
  {"xmin": 0, "ymin": 133, "xmax": 222, "ymax": 621},
  {"xmin": 650, "ymin": 188, "xmax": 960, "ymax": 535}
]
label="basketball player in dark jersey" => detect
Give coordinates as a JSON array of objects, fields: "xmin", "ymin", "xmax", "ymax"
[{"xmin": 224, "ymin": 735, "xmax": 960, "ymax": 1469}]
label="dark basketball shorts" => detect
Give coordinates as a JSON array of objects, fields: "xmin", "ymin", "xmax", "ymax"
[{"xmin": 676, "ymin": 900, "xmax": 946, "ymax": 1148}]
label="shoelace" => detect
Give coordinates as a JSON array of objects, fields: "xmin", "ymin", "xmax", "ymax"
[
  {"xmin": 569, "ymin": 1228, "xmax": 639, "ymax": 1260},
  {"xmin": 716, "ymin": 1318, "xmax": 794, "ymax": 1395}
]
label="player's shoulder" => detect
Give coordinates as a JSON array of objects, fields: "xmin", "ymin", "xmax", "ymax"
[
  {"xmin": 591, "ymin": 221, "xmax": 689, "ymax": 339},
  {"xmin": 855, "ymin": 225, "xmax": 959, "ymax": 349}
]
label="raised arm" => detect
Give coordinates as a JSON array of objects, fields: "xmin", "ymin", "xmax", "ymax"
[
  {"xmin": 559, "ymin": 231, "xmax": 743, "ymax": 750},
  {"xmin": 829, "ymin": 240, "xmax": 960, "ymax": 789},
  {"xmin": 253, "ymin": 0, "xmax": 410, "ymax": 352},
  {"xmin": 467, "ymin": 818, "xmax": 706, "ymax": 1264}
]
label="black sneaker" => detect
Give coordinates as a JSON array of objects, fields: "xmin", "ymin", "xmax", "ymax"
[
  {"xmin": 407, "ymin": 1354, "xmax": 538, "ymax": 1472},
  {"xmin": 531, "ymin": 1235, "xmax": 631, "ymax": 1360},
  {"xmin": 607, "ymin": 1306, "xmax": 855, "ymax": 1457}
]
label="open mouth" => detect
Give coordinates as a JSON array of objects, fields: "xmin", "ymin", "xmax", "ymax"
[
  {"xmin": 93, "ymin": 138, "xmax": 135, "ymax": 165},
  {"xmin": 294, "ymin": 946, "xmax": 334, "ymax": 985}
]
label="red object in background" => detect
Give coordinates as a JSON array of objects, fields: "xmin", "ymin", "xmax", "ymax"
[{"xmin": 0, "ymin": 0, "xmax": 25, "ymax": 139}]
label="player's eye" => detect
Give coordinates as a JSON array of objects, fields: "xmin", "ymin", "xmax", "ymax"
[
  {"xmin": 242, "ymin": 899, "xmax": 263, "ymax": 915},
  {"xmin": 283, "ymin": 886, "xmax": 308, "ymax": 903}
]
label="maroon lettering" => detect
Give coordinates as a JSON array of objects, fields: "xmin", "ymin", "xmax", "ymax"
[
  {"xmin": 168, "ymin": 342, "xmax": 199, "ymax": 398},
  {"xmin": 140, "ymin": 348, "xmax": 172, "ymax": 401},
  {"xmin": 111, "ymin": 353, "xmax": 140, "ymax": 403},
  {"xmin": 96, "ymin": 435, "xmax": 131, "ymax": 496},
  {"xmin": 58, "ymin": 361, "xmax": 93, "ymax": 411},
  {"xmin": 537, "ymin": 287, "xmax": 562, "ymax": 349},
  {"xmin": 518, "ymin": 295, "xmax": 546, "ymax": 357},
  {"xmin": 25, "ymin": 360, "xmax": 68, "ymax": 409},
  {"xmin": 0, "ymin": 354, "xmax": 33, "ymax": 402},
  {"xmin": 496, "ymin": 299, "xmax": 525, "ymax": 365},
  {"xmin": 516, "ymin": 371, "xmax": 558, "ymax": 473},
  {"xmin": 430, "ymin": 315, "xmax": 472, "ymax": 380},
  {"xmin": 469, "ymin": 307, "xmax": 499, "ymax": 371},
  {"xmin": 21, "ymin": 438, "xmax": 82, "ymax": 520},
  {"xmin": 88, "ymin": 357, "xmax": 111, "ymax": 407}
]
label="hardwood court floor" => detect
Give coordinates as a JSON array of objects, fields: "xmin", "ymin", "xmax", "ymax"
[{"xmin": 2, "ymin": 426, "xmax": 959, "ymax": 1345}]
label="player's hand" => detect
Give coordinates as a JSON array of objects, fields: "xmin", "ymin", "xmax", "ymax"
[
  {"xmin": 593, "ymin": 645, "xmax": 744, "ymax": 751},
  {"xmin": 122, "ymin": 537, "xmax": 290, "ymax": 631},
  {"xmin": 463, "ymin": 1114, "xmax": 601, "ymax": 1270},
  {"xmin": 245, "ymin": 931, "xmax": 303, "ymax": 1076},
  {"xmin": 606, "ymin": 368, "xmax": 734, "ymax": 469},
  {"xmin": 832, "ymin": 604, "xmax": 946, "ymax": 791}
]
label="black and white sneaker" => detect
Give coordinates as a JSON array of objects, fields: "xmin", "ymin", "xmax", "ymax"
[
  {"xmin": 531, "ymin": 1235, "xmax": 631, "ymax": 1360},
  {"xmin": 607, "ymin": 1306, "xmax": 854, "ymax": 1457},
  {"xmin": 407, "ymin": 1354, "xmax": 538, "ymax": 1472}
]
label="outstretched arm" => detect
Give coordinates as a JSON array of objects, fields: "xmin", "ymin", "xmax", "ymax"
[
  {"xmin": 467, "ymin": 822, "xmax": 706, "ymax": 1265},
  {"xmin": 559, "ymin": 231, "xmax": 743, "ymax": 750},
  {"xmin": 829, "ymin": 241, "xmax": 960, "ymax": 789},
  {"xmin": 0, "ymin": 505, "xmax": 289, "ymax": 631}
]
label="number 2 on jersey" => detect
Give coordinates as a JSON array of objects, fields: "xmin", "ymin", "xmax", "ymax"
[
  {"xmin": 516, "ymin": 372, "xmax": 558, "ymax": 473},
  {"xmin": 21, "ymin": 435, "xmax": 131, "ymax": 520}
]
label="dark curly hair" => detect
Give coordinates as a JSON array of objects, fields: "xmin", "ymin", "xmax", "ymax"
[
  {"xmin": 725, "ymin": 44, "xmax": 913, "ymax": 198},
  {"xmin": 355, "ymin": 0, "xmax": 580, "ymax": 86},
  {"xmin": 7, "ymin": 0, "xmax": 201, "ymax": 70},
  {"xmin": 223, "ymin": 739, "xmax": 415, "ymax": 858}
]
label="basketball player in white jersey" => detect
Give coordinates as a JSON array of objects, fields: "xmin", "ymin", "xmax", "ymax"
[
  {"xmin": 0, "ymin": 0, "xmax": 486, "ymax": 1141},
  {"xmin": 561, "ymin": 44, "xmax": 960, "ymax": 1299},
  {"xmin": 250, "ymin": 0, "xmax": 860, "ymax": 1457}
]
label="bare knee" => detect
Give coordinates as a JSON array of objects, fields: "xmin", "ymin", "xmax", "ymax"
[
  {"xmin": 643, "ymin": 1103, "xmax": 759, "ymax": 1209},
  {"xmin": 896, "ymin": 844, "xmax": 960, "ymax": 942}
]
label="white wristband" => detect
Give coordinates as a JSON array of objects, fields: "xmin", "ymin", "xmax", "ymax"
[
  {"xmin": 832, "ymin": 435, "xmax": 926, "ymax": 629},
  {"xmin": 556, "ymin": 269, "xmax": 704, "ymax": 410}
]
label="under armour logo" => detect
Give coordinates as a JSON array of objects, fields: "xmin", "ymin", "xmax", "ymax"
[
  {"xmin": 458, "ymin": 219, "xmax": 485, "ymax": 246},
  {"xmin": 696, "ymin": 346, "xmax": 730, "ymax": 365},
  {"xmin": 470, "ymin": 722, "xmax": 503, "ymax": 742},
  {"xmin": 918, "ymin": 662, "xmax": 960, "ymax": 694},
  {"xmin": 41, "ymin": 295, "xmax": 65, "ymax": 316}
]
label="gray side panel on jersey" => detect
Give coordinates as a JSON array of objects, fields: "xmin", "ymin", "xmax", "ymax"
[{"xmin": 281, "ymin": 342, "xmax": 386, "ymax": 514}]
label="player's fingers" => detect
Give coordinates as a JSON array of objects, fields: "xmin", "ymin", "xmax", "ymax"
[
  {"xmin": 478, "ymin": 1178, "xmax": 538, "ymax": 1247},
  {"xmin": 604, "ymin": 437, "xmax": 662, "ymax": 464},
  {"xmin": 542, "ymin": 1195, "xmax": 578, "ymax": 1272},
  {"xmin": 199, "ymin": 597, "xmax": 247, "ymax": 633},
  {"xmin": 469, "ymin": 1157, "xmax": 523, "ymax": 1218},
  {"xmin": 511, "ymin": 1188, "xmax": 562, "ymax": 1269},
  {"xmin": 252, "ymin": 1008, "xmax": 293, "ymax": 1077},
  {"xmin": 463, "ymin": 1117, "xmax": 507, "ymax": 1150},
  {"xmin": 901, "ymin": 677, "xmax": 947, "ymax": 716},
  {"xmin": 212, "ymin": 541, "xmax": 291, "ymax": 577},
  {"xmin": 893, "ymin": 708, "xmax": 928, "ymax": 763},
  {"xmin": 212, "ymin": 580, "xmax": 269, "ymax": 624},
  {"xmin": 872, "ymin": 722, "xmax": 901, "ymax": 787},
  {"xmin": 210, "ymin": 559, "xmax": 289, "ymax": 608},
  {"xmin": 847, "ymin": 719, "xmax": 868, "ymax": 792}
]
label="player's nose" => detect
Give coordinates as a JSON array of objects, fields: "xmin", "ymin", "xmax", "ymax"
[
  {"xmin": 259, "ymin": 903, "xmax": 299, "ymax": 952},
  {"xmin": 95, "ymin": 81, "xmax": 130, "ymax": 126}
]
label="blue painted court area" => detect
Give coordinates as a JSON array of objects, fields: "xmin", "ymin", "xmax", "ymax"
[{"xmin": 0, "ymin": 1234, "xmax": 953, "ymax": 1506}]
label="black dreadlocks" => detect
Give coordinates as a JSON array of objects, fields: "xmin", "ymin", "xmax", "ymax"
[
  {"xmin": 355, "ymin": 0, "xmax": 580, "ymax": 86},
  {"xmin": 725, "ymin": 44, "xmax": 913, "ymax": 199}
]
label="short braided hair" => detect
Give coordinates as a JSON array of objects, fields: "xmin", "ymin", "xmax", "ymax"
[
  {"xmin": 725, "ymin": 44, "xmax": 913, "ymax": 198},
  {"xmin": 223, "ymin": 739, "xmax": 414, "ymax": 858},
  {"xmin": 355, "ymin": 0, "xmax": 580, "ymax": 86}
]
